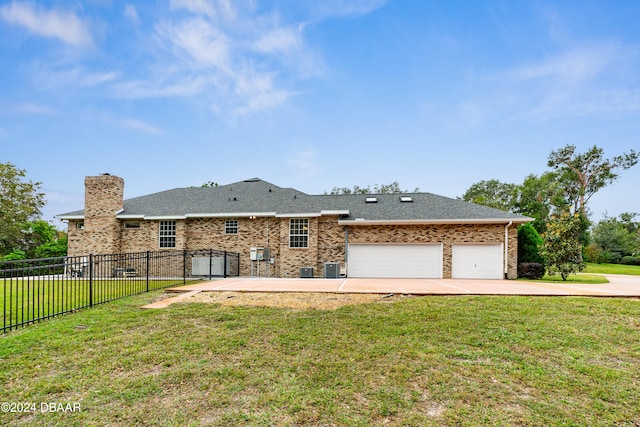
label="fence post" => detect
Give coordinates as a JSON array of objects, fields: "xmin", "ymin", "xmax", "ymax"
[
  {"xmin": 145, "ymin": 251, "xmax": 150, "ymax": 293},
  {"xmin": 89, "ymin": 254, "xmax": 93, "ymax": 307},
  {"xmin": 183, "ymin": 250, "xmax": 187, "ymax": 285}
]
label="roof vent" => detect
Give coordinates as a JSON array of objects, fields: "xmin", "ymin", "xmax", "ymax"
[
  {"xmin": 365, "ymin": 197, "xmax": 377, "ymax": 203},
  {"xmin": 400, "ymin": 196, "xmax": 413, "ymax": 203}
]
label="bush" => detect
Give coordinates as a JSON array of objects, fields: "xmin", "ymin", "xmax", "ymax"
[
  {"xmin": 601, "ymin": 251, "xmax": 623, "ymax": 264},
  {"xmin": 518, "ymin": 224, "xmax": 544, "ymax": 264},
  {"xmin": 621, "ymin": 256, "xmax": 640, "ymax": 266},
  {"xmin": 518, "ymin": 263, "xmax": 545, "ymax": 279},
  {"xmin": 583, "ymin": 244, "xmax": 603, "ymax": 263}
]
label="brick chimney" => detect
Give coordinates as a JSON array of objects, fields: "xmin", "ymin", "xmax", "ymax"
[{"xmin": 83, "ymin": 174, "xmax": 124, "ymax": 254}]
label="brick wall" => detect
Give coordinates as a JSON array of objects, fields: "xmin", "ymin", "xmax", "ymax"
[
  {"xmin": 82, "ymin": 175, "xmax": 124, "ymax": 255},
  {"xmin": 347, "ymin": 223, "xmax": 518, "ymax": 278}
]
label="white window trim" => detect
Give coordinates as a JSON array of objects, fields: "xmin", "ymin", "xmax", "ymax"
[
  {"xmin": 289, "ymin": 218, "xmax": 309, "ymax": 248},
  {"xmin": 225, "ymin": 219, "xmax": 238, "ymax": 235},
  {"xmin": 159, "ymin": 220, "xmax": 176, "ymax": 248}
]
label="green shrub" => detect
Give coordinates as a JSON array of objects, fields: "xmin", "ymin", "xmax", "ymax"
[
  {"xmin": 1, "ymin": 250, "xmax": 26, "ymax": 261},
  {"xmin": 621, "ymin": 256, "xmax": 640, "ymax": 266},
  {"xmin": 518, "ymin": 262, "xmax": 545, "ymax": 279},
  {"xmin": 602, "ymin": 251, "xmax": 623, "ymax": 264},
  {"xmin": 518, "ymin": 223, "xmax": 544, "ymax": 264},
  {"xmin": 583, "ymin": 244, "xmax": 603, "ymax": 263}
]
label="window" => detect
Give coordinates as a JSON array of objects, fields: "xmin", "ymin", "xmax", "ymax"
[
  {"xmin": 289, "ymin": 218, "xmax": 309, "ymax": 248},
  {"xmin": 124, "ymin": 221, "xmax": 141, "ymax": 229},
  {"xmin": 159, "ymin": 221, "xmax": 176, "ymax": 248},
  {"xmin": 76, "ymin": 222, "xmax": 84, "ymax": 230},
  {"xmin": 225, "ymin": 219, "xmax": 238, "ymax": 234}
]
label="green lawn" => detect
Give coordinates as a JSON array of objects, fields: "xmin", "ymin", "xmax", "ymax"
[
  {"xmin": 1, "ymin": 291, "xmax": 639, "ymax": 426},
  {"xmin": 2, "ymin": 278, "xmax": 193, "ymax": 331},
  {"xmin": 585, "ymin": 262, "xmax": 640, "ymax": 276},
  {"xmin": 521, "ymin": 273, "xmax": 609, "ymax": 284}
]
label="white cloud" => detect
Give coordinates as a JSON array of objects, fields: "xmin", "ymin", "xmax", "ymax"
[
  {"xmin": 170, "ymin": 0, "xmax": 234, "ymax": 20},
  {"xmin": 121, "ymin": 118, "xmax": 164, "ymax": 136},
  {"xmin": 112, "ymin": 75, "xmax": 208, "ymax": 99},
  {"xmin": 254, "ymin": 25, "xmax": 303, "ymax": 54},
  {"xmin": 158, "ymin": 17, "xmax": 230, "ymax": 69},
  {"xmin": 35, "ymin": 67, "xmax": 118, "ymax": 91},
  {"xmin": 0, "ymin": 1, "xmax": 93, "ymax": 47},
  {"xmin": 124, "ymin": 4, "xmax": 139, "ymax": 25},
  {"xmin": 17, "ymin": 103, "xmax": 56, "ymax": 115},
  {"xmin": 446, "ymin": 42, "xmax": 640, "ymax": 126},
  {"xmin": 310, "ymin": 0, "xmax": 387, "ymax": 19},
  {"xmin": 505, "ymin": 44, "xmax": 623, "ymax": 86}
]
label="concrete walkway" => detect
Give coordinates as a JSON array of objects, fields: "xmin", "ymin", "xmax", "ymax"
[{"xmin": 142, "ymin": 275, "xmax": 640, "ymax": 308}]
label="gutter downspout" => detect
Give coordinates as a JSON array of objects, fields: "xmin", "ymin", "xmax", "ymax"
[
  {"xmin": 345, "ymin": 225, "xmax": 349, "ymax": 272},
  {"xmin": 504, "ymin": 221, "xmax": 513, "ymax": 279}
]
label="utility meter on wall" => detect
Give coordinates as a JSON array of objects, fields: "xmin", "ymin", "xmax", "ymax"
[{"xmin": 250, "ymin": 247, "xmax": 264, "ymax": 261}]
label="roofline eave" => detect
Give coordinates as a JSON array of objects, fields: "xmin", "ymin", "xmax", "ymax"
[{"xmin": 338, "ymin": 217, "xmax": 534, "ymax": 226}]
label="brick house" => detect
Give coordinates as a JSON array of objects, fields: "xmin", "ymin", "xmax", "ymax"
[{"xmin": 57, "ymin": 174, "xmax": 532, "ymax": 279}]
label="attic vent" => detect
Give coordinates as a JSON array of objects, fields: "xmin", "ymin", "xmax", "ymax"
[
  {"xmin": 365, "ymin": 197, "xmax": 377, "ymax": 203},
  {"xmin": 400, "ymin": 196, "xmax": 413, "ymax": 203},
  {"xmin": 244, "ymin": 178, "xmax": 260, "ymax": 182}
]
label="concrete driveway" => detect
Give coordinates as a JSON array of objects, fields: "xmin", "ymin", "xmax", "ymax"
[
  {"xmin": 143, "ymin": 275, "xmax": 639, "ymax": 308},
  {"xmin": 141, "ymin": 274, "xmax": 640, "ymax": 307}
]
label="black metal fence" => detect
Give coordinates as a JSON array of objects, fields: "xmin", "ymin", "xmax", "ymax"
[{"xmin": 1, "ymin": 249, "xmax": 240, "ymax": 333}]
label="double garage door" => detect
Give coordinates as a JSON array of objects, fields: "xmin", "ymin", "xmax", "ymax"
[{"xmin": 348, "ymin": 243, "xmax": 503, "ymax": 279}]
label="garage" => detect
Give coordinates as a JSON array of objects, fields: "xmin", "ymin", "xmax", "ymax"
[
  {"xmin": 347, "ymin": 244, "xmax": 443, "ymax": 278},
  {"xmin": 452, "ymin": 244, "xmax": 504, "ymax": 279}
]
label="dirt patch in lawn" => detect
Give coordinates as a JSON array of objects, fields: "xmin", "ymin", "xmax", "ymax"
[{"xmin": 179, "ymin": 291, "xmax": 407, "ymax": 310}]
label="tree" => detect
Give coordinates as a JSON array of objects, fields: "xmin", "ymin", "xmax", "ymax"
[
  {"xmin": 590, "ymin": 213, "xmax": 639, "ymax": 261},
  {"xmin": 327, "ymin": 182, "xmax": 419, "ymax": 195},
  {"xmin": 514, "ymin": 172, "xmax": 568, "ymax": 233},
  {"xmin": 18, "ymin": 220, "xmax": 68, "ymax": 258},
  {"xmin": 34, "ymin": 234, "xmax": 68, "ymax": 258},
  {"xmin": 201, "ymin": 181, "xmax": 219, "ymax": 187},
  {"xmin": 460, "ymin": 179, "xmax": 518, "ymax": 211},
  {"xmin": 0, "ymin": 163, "xmax": 45, "ymax": 255},
  {"xmin": 547, "ymin": 145, "xmax": 638, "ymax": 217},
  {"xmin": 541, "ymin": 212, "xmax": 585, "ymax": 280}
]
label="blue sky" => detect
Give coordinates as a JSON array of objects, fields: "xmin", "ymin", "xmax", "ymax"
[{"xmin": 1, "ymin": 0, "xmax": 639, "ymax": 226}]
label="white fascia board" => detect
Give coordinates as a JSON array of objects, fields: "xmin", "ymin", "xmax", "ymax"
[
  {"xmin": 55, "ymin": 214, "xmax": 84, "ymax": 220},
  {"xmin": 117, "ymin": 214, "xmax": 145, "ymax": 219},
  {"xmin": 320, "ymin": 210, "xmax": 350, "ymax": 216},
  {"xmin": 185, "ymin": 212, "xmax": 277, "ymax": 218},
  {"xmin": 338, "ymin": 217, "xmax": 533, "ymax": 225},
  {"xmin": 276, "ymin": 212, "xmax": 322, "ymax": 218},
  {"xmin": 143, "ymin": 215, "xmax": 188, "ymax": 220}
]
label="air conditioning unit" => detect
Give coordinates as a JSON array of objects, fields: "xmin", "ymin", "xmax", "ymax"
[
  {"xmin": 324, "ymin": 262, "xmax": 339, "ymax": 279},
  {"xmin": 300, "ymin": 267, "xmax": 314, "ymax": 278}
]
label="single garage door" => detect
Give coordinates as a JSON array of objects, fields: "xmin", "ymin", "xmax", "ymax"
[
  {"xmin": 452, "ymin": 244, "xmax": 504, "ymax": 279},
  {"xmin": 348, "ymin": 244, "xmax": 443, "ymax": 278}
]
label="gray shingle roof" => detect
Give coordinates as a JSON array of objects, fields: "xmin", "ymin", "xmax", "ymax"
[{"xmin": 57, "ymin": 178, "xmax": 532, "ymax": 224}]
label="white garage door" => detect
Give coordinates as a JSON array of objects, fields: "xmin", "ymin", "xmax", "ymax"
[
  {"xmin": 452, "ymin": 244, "xmax": 504, "ymax": 279},
  {"xmin": 348, "ymin": 244, "xmax": 443, "ymax": 278}
]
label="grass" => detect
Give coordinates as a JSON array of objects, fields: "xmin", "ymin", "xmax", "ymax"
[
  {"xmin": 520, "ymin": 262, "xmax": 640, "ymax": 283},
  {"xmin": 523, "ymin": 273, "xmax": 610, "ymax": 284},
  {"xmin": 585, "ymin": 262, "xmax": 640, "ymax": 276},
  {"xmin": 1, "ymin": 291, "xmax": 640, "ymax": 426},
  {"xmin": 2, "ymin": 278, "xmax": 194, "ymax": 331}
]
